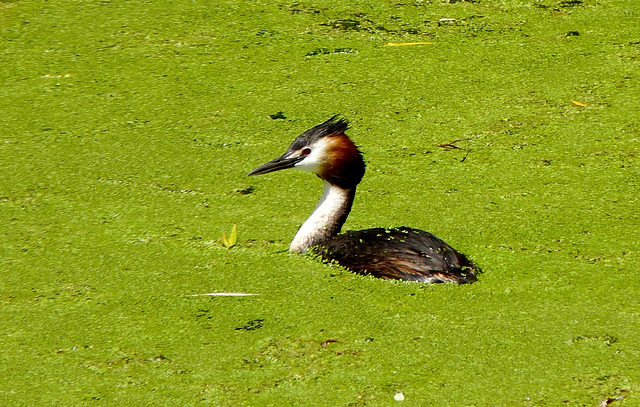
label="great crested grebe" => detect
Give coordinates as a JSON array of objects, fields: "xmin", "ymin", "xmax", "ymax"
[{"xmin": 248, "ymin": 116, "xmax": 479, "ymax": 284}]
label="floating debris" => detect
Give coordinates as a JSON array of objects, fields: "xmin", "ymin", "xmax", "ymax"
[
  {"xmin": 270, "ymin": 111, "xmax": 287, "ymax": 120},
  {"xmin": 235, "ymin": 319, "xmax": 264, "ymax": 331},
  {"xmin": 306, "ymin": 47, "xmax": 357, "ymax": 57},
  {"xmin": 188, "ymin": 292, "xmax": 258, "ymax": 297},
  {"xmin": 321, "ymin": 339, "xmax": 339, "ymax": 347},
  {"xmin": 600, "ymin": 389, "xmax": 628, "ymax": 407},
  {"xmin": 386, "ymin": 42, "xmax": 435, "ymax": 46}
]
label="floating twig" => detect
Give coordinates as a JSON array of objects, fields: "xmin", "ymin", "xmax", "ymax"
[
  {"xmin": 438, "ymin": 137, "xmax": 474, "ymax": 149},
  {"xmin": 321, "ymin": 339, "xmax": 339, "ymax": 347},
  {"xmin": 188, "ymin": 292, "xmax": 258, "ymax": 297}
]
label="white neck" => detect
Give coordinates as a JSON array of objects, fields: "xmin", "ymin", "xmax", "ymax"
[{"xmin": 289, "ymin": 181, "xmax": 355, "ymax": 253}]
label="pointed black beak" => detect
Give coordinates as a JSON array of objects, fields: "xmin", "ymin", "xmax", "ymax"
[{"xmin": 248, "ymin": 153, "xmax": 304, "ymax": 176}]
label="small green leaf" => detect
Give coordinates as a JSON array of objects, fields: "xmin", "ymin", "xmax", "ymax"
[{"xmin": 221, "ymin": 232, "xmax": 229, "ymax": 249}]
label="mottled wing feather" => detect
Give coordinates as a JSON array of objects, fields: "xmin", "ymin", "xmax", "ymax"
[{"xmin": 312, "ymin": 227, "xmax": 479, "ymax": 284}]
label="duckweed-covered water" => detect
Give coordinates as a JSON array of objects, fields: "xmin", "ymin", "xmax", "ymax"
[{"xmin": 1, "ymin": 0, "xmax": 638, "ymax": 405}]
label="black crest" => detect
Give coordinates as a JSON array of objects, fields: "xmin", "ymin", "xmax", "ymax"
[{"xmin": 289, "ymin": 115, "xmax": 349, "ymax": 151}]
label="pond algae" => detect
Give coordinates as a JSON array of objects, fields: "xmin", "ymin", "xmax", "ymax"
[{"xmin": 1, "ymin": 0, "xmax": 638, "ymax": 405}]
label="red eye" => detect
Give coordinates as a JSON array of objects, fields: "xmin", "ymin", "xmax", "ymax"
[{"xmin": 302, "ymin": 147, "xmax": 311, "ymax": 155}]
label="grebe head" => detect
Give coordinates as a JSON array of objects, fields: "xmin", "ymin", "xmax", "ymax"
[{"xmin": 248, "ymin": 116, "xmax": 366, "ymax": 189}]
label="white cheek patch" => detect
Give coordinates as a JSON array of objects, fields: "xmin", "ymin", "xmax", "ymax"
[{"xmin": 293, "ymin": 140, "xmax": 330, "ymax": 174}]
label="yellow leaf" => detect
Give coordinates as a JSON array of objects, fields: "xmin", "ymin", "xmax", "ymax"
[
  {"xmin": 221, "ymin": 224, "xmax": 237, "ymax": 250},
  {"xmin": 228, "ymin": 224, "xmax": 237, "ymax": 248},
  {"xmin": 571, "ymin": 100, "xmax": 588, "ymax": 107}
]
